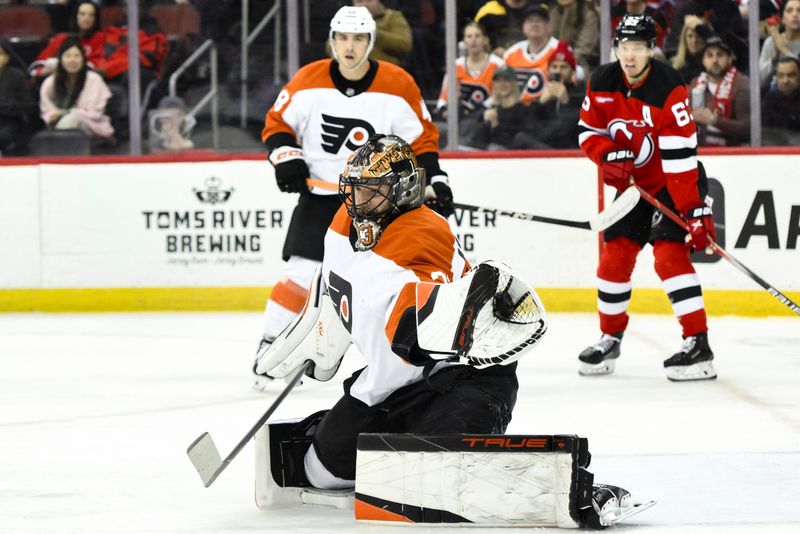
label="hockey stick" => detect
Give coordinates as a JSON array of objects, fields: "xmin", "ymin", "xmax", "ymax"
[
  {"xmin": 453, "ymin": 186, "xmax": 641, "ymax": 231},
  {"xmin": 187, "ymin": 361, "xmax": 311, "ymax": 487},
  {"xmin": 635, "ymin": 185, "xmax": 800, "ymax": 317}
]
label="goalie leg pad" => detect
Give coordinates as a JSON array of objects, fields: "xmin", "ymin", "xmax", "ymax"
[
  {"xmin": 255, "ymin": 266, "xmax": 351, "ymax": 381},
  {"xmin": 354, "ymin": 434, "xmax": 591, "ymax": 528},
  {"xmin": 255, "ymin": 410, "xmax": 354, "ymax": 509}
]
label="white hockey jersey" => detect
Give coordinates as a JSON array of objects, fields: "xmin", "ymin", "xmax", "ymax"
[
  {"xmin": 322, "ymin": 205, "xmax": 469, "ymax": 406},
  {"xmin": 263, "ymin": 59, "xmax": 440, "ymax": 195}
]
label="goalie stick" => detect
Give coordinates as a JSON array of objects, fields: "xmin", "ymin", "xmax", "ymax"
[
  {"xmin": 187, "ymin": 361, "xmax": 311, "ymax": 487},
  {"xmin": 635, "ymin": 185, "xmax": 800, "ymax": 317},
  {"xmin": 453, "ymin": 186, "xmax": 641, "ymax": 231},
  {"xmin": 307, "ymin": 178, "xmax": 640, "ymax": 231}
]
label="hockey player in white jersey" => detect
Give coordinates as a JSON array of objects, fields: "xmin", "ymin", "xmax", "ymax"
[
  {"xmin": 254, "ymin": 6, "xmax": 453, "ymax": 390},
  {"xmin": 251, "ymin": 135, "xmax": 652, "ymax": 528}
]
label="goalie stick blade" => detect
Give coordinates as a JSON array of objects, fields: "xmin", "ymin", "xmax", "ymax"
[
  {"xmin": 187, "ymin": 432, "xmax": 223, "ymax": 487},
  {"xmin": 589, "ymin": 186, "xmax": 641, "ymax": 231},
  {"xmin": 603, "ymin": 499, "xmax": 657, "ymax": 526}
]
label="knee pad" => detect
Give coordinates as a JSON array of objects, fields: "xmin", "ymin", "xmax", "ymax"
[
  {"xmin": 598, "ymin": 237, "xmax": 640, "ymax": 281},
  {"xmin": 653, "ymin": 241, "xmax": 694, "ymax": 280}
]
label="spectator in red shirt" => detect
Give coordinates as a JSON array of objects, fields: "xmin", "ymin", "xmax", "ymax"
[{"xmin": 29, "ymin": 1, "xmax": 105, "ymax": 80}]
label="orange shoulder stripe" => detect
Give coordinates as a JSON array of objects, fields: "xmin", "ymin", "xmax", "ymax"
[
  {"xmin": 369, "ymin": 62, "xmax": 439, "ymax": 155},
  {"xmin": 329, "ymin": 205, "xmax": 351, "ymax": 238},
  {"xmin": 373, "ymin": 207, "xmax": 457, "ymax": 283},
  {"xmin": 263, "ymin": 60, "xmax": 335, "ymax": 143}
]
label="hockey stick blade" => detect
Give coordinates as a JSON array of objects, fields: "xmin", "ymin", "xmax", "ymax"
[
  {"xmin": 454, "ymin": 186, "xmax": 640, "ymax": 232},
  {"xmin": 635, "ymin": 185, "xmax": 800, "ymax": 317},
  {"xmin": 187, "ymin": 361, "xmax": 310, "ymax": 487}
]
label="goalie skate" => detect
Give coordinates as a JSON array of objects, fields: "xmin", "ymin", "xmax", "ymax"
[
  {"xmin": 583, "ymin": 483, "xmax": 656, "ymax": 528},
  {"xmin": 252, "ymin": 338, "xmax": 275, "ymax": 392},
  {"xmin": 663, "ymin": 333, "xmax": 717, "ymax": 382},
  {"xmin": 578, "ymin": 333, "xmax": 622, "ymax": 376}
]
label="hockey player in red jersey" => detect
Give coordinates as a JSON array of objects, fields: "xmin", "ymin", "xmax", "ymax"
[
  {"xmin": 577, "ymin": 13, "xmax": 717, "ymax": 381},
  {"xmin": 253, "ymin": 6, "xmax": 453, "ymax": 390}
]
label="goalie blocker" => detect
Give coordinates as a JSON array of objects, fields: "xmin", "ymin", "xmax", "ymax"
[{"xmin": 255, "ymin": 422, "xmax": 653, "ymax": 528}]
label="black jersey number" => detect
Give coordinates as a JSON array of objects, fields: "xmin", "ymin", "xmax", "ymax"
[{"xmin": 328, "ymin": 271, "xmax": 353, "ymax": 333}]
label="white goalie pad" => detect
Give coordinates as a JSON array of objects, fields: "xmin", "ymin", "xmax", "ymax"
[
  {"xmin": 354, "ymin": 434, "xmax": 589, "ymax": 527},
  {"xmin": 255, "ymin": 267, "xmax": 351, "ymax": 381},
  {"xmin": 416, "ymin": 261, "xmax": 547, "ymax": 368}
]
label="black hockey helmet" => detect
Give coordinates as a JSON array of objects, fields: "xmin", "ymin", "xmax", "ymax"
[{"xmin": 614, "ymin": 13, "xmax": 657, "ymax": 49}]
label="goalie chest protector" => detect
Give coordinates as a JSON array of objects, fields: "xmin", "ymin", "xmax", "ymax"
[{"xmin": 354, "ymin": 433, "xmax": 593, "ymax": 527}]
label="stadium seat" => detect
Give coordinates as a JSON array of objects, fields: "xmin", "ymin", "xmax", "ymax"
[
  {"xmin": 148, "ymin": 4, "xmax": 200, "ymax": 52},
  {"xmin": 100, "ymin": 5, "xmax": 125, "ymax": 29},
  {"xmin": 0, "ymin": 5, "xmax": 52, "ymax": 65},
  {"xmin": 28, "ymin": 129, "xmax": 91, "ymax": 157}
]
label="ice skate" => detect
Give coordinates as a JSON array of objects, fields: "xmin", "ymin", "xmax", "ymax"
[
  {"xmin": 252, "ymin": 337, "xmax": 275, "ymax": 392},
  {"xmin": 582, "ymin": 483, "xmax": 656, "ymax": 528},
  {"xmin": 578, "ymin": 333, "xmax": 622, "ymax": 376},
  {"xmin": 663, "ymin": 333, "xmax": 716, "ymax": 381}
]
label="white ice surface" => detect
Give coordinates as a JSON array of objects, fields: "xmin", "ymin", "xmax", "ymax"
[{"xmin": 1, "ymin": 312, "xmax": 798, "ymax": 533}]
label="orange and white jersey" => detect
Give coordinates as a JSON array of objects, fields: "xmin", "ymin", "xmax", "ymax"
[
  {"xmin": 503, "ymin": 37, "xmax": 559, "ymax": 104},
  {"xmin": 322, "ymin": 205, "xmax": 470, "ymax": 407},
  {"xmin": 263, "ymin": 59, "xmax": 439, "ymax": 195},
  {"xmin": 435, "ymin": 54, "xmax": 505, "ymax": 112}
]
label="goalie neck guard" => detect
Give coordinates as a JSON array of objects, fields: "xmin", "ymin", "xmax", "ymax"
[{"xmin": 339, "ymin": 134, "xmax": 426, "ymax": 251}]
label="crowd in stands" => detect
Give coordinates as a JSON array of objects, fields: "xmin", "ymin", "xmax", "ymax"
[{"xmin": 2, "ymin": 0, "xmax": 800, "ymax": 157}]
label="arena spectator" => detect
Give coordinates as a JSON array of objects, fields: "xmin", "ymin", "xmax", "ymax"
[
  {"xmin": 459, "ymin": 65, "xmax": 529, "ymax": 150},
  {"xmin": 474, "ymin": 0, "xmax": 537, "ymax": 56},
  {"xmin": 689, "ymin": 34, "xmax": 750, "ymax": 146},
  {"xmin": 671, "ymin": 16, "xmax": 712, "ymax": 83},
  {"xmin": 548, "ymin": 0, "xmax": 600, "ymax": 74},
  {"xmin": 435, "ymin": 21, "xmax": 505, "ymax": 118},
  {"xmin": 524, "ymin": 41, "xmax": 585, "ymax": 148},
  {"xmin": 39, "ymin": 38, "xmax": 114, "ymax": 141},
  {"xmin": 762, "ymin": 56, "xmax": 800, "ymax": 144},
  {"xmin": 611, "ymin": 0, "xmax": 670, "ymax": 50},
  {"xmin": 0, "ymin": 39, "xmax": 36, "ymax": 155},
  {"xmin": 29, "ymin": 1, "xmax": 105, "ymax": 80},
  {"xmin": 665, "ymin": 0, "xmax": 746, "ymax": 66},
  {"xmin": 353, "ymin": 0, "xmax": 412, "ymax": 66},
  {"xmin": 759, "ymin": 0, "xmax": 800, "ymax": 84},
  {"xmin": 503, "ymin": 4, "xmax": 560, "ymax": 104}
]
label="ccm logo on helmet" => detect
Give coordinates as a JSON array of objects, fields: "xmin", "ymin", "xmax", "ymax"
[
  {"xmin": 320, "ymin": 114, "xmax": 376, "ymax": 154},
  {"xmin": 461, "ymin": 437, "xmax": 550, "ymax": 449}
]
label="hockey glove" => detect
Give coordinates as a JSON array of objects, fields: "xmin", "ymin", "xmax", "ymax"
[
  {"xmin": 600, "ymin": 150, "xmax": 634, "ymax": 191},
  {"xmin": 424, "ymin": 180, "xmax": 454, "ymax": 218},
  {"xmin": 684, "ymin": 203, "xmax": 716, "ymax": 252},
  {"xmin": 269, "ymin": 146, "xmax": 310, "ymax": 194}
]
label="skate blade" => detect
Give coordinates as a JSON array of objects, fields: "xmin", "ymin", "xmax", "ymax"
[
  {"xmin": 602, "ymin": 499, "xmax": 656, "ymax": 526},
  {"xmin": 579, "ymin": 359, "xmax": 616, "ymax": 376},
  {"xmin": 665, "ymin": 360, "xmax": 717, "ymax": 382}
]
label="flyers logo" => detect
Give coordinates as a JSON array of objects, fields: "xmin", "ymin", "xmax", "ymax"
[
  {"xmin": 518, "ymin": 69, "xmax": 546, "ymax": 96},
  {"xmin": 327, "ymin": 271, "xmax": 353, "ymax": 333},
  {"xmin": 459, "ymin": 82, "xmax": 490, "ymax": 107},
  {"xmin": 320, "ymin": 114, "xmax": 376, "ymax": 154}
]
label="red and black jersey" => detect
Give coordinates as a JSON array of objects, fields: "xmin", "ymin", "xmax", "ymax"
[{"xmin": 578, "ymin": 60, "xmax": 701, "ymax": 214}]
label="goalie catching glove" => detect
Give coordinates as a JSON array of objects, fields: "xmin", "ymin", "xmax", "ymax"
[
  {"xmin": 415, "ymin": 261, "xmax": 547, "ymax": 368},
  {"xmin": 255, "ymin": 266, "xmax": 351, "ymax": 381}
]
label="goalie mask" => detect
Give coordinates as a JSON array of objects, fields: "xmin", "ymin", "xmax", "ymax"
[{"xmin": 339, "ymin": 134, "xmax": 426, "ymax": 250}]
